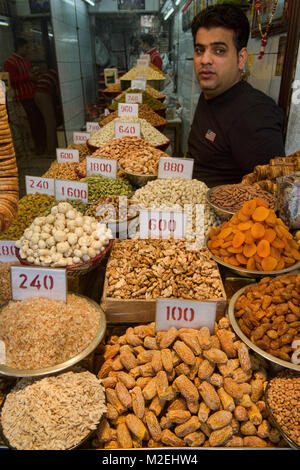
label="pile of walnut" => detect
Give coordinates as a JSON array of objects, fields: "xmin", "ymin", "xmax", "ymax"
[{"xmin": 93, "ymin": 318, "xmax": 285, "ymax": 448}]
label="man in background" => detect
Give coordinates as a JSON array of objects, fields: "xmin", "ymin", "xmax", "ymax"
[
  {"xmin": 140, "ymin": 33, "xmax": 163, "ymax": 71},
  {"xmin": 4, "ymin": 38, "xmax": 46, "ymax": 155}
]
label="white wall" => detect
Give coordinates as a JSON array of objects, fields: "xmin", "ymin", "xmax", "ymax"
[{"xmin": 89, "ymin": 0, "xmax": 160, "ymax": 13}]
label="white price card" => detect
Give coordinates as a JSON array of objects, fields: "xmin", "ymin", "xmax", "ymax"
[
  {"xmin": 118, "ymin": 102, "xmax": 139, "ymax": 117},
  {"xmin": 55, "ymin": 179, "xmax": 88, "ymax": 203},
  {"xmin": 56, "ymin": 148, "xmax": 79, "ymax": 163},
  {"xmin": 0, "ymin": 340, "xmax": 5, "ymax": 365},
  {"xmin": 139, "ymin": 54, "xmax": 150, "ymax": 63},
  {"xmin": 25, "ymin": 175, "xmax": 55, "ymax": 196},
  {"xmin": 73, "ymin": 131, "xmax": 90, "ymax": 144},
  {"xmin": 131, "ymin": 78, "xmax": 146, "ymax": 90},
  {"xmin": 115, "ymin": 121, "xmax": 141, "ymax": 139},
  {"xmin": 155, "ymin": 299, "xmax": 217, "ymax": 333},
  {"xmin": 137, "ymin": 59, "xmax": 149, "ymax": 67},
  {"xmin": 86, "ymin": 157, "xmax": 117, "ymax": 178},
  {"xmin": 139, "ymin": 209, "xmax": 187, "ymax": 239},
  {"xmin": 0, "ymin": 80, "xmax": 5, "ymax": 105},
  {"xmin": 126, "ymin": 92, "xmax": 143, "ymax": 104},
  {"xmin": 11, "ymin": 266, "xmax": 67, "ymax": 302},
  {"xmin": 0, "ymin": 240, "xmax": 17, "ymax": 262},
  {"xmin": 158, "ymin": 156, "xmax": 194, "ymax": 180},
  {"xmin": 86, "ymin": 121, "xmax": 101, "ymax": 132}
]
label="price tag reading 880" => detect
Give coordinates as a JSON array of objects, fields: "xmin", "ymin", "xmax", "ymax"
[
  {"xmin": 0, "ymin": 240, "xmax": 17, "ymax": 262},
  {"xmin": 11, "ymin": 266, "xmax": 67, "ymax": 302},
  {"xmin": 55, "ymin": 179, "xmax": 88, "ymax": 203},
  {"xmin": 158, "ymin": 156, "xmax": 194, "ymax": 180},
  {"xmin": 115, "ymin": 121, "xmax": 141, "ymax": 139},
  {"xmin": 155, "ymin": 299, "xmax": 217, "ymax": 333}
]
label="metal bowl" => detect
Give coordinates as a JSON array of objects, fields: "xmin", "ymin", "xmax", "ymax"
[
  {"xmin": 118, "ymin": 165, "xmax": 158, "ymax": 188},
  {"xmin": 206, "ymin": 186, "xmax": 235, "ymax": 220},
  {"xmin": 206, "ymin": 234, "xmax": 300, "ymax": 278},
  {"xmin": 228, "ymin": 285, "xmax": 300, "ymax": 372},
  {"xmin": 0, "ymin": 294, "xmax": 107, "ymax": 378}
]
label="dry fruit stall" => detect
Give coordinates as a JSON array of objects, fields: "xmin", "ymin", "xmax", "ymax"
[{"xmin": 0, "ymin": 70, "xmax": 299, "ymax": 451}]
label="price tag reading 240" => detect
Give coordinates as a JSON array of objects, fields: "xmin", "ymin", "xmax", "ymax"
[
  {"xmin": 115, "ymin": 121, "xmax": 141, "ymax": 139},
  {"xmin": 155, "ymin": 299, "xmax": 217, "ymax": 333},
  {"xmin": 25, "ymin": 175, "xmax": 55, "ymax": 196},
  {"xmin": 55, "ymin": 179, "xmax": 88, "ymax": 203},
  {"xmin": 158, "ymin": 156, "xmax": 194, "ymax": 180},
  {"xmin": 11, "ymin": 266, "xmax": 67, "ymax": 302},
  {"xmin": 139, "ymin": 210, "xmax": 186, "ymax": 239}
]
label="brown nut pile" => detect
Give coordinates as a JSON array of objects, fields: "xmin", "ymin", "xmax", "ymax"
[
  {"xmin": 43, "ymin": 161, "xmax": 79, "ymax": 181},
  {"xmin": 210, "ymin": 184, "xmax": 275, "ymax": 212},
  {"xmin": 234, "ymin": 273, "xmax": 300, "ymax": 363},
  {"xmin": 67, "ymin": 143, "xmax": 90, "ymax": 161},
  {"xmin": 266, "ymin": 371, "xmax": 300, "ymax": 447},
  {"xmin": 93, "ymin": 318, "xmax": 284, "ymax": 449},
  {"xmin": 105, "ymin": 239, "xmax": 225, "ymax": 301},
  {"xmin": 0, "ymin": 262, "xmax": 20, "ymax": 306},
  {"xmin": 99, "ymin": 104, "xmax": 167, "ymax": 129}
]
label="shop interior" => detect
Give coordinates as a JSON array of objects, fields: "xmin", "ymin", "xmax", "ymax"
[{"xmin": 0, "ymin": 0, "xmax": 299, "ymax": 452}]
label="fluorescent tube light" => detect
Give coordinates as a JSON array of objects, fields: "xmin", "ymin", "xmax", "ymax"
[
  {"xmin": 164, "ymin": 7, "xmax": 174, "ymax": 20},
  {"xmin": 83, "ymin": 0, "xmax": 95, "ymax": 5},
  {"xmin": 0, "ymin": 20, "xmax": 9, "ymax": 27},
  {"xmin": 175, "ymin": 0, "xmax": 181, "ymax": 5}
]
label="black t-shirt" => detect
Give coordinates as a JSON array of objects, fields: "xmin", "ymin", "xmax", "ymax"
[{"xmin": 187, "ymin": 81, "xmax": 285, "ymax": 188}]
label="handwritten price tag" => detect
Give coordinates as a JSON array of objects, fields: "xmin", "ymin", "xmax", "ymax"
[
  {"xmin": 86, "ymin": 157, "xmax": 117, "ymax": 178},
  {"xmin": 118, "ymin": 103, "xmax": 139, "ymax": 117},
  {"xmin": 126, "ymin": 92, "xmax": 143, "ymax": 104},
  {"xmin": 56, "ymin": 148, "xmax": 79, "ymax": 163},
  {"xmin": 86, "ymin": 121, "xmax": 101, "ymax": 132},
  {"xmin": 155, "ymin": 299, "xmax": 217, "ymax": 332},
  {"xmin": 73, "ymin": 131, "xmax": 90, "ymax": 144},
  {"xmin": 55, "ymin": 179, "xmax": 88, "ymax": 203},
  {"xmin": 131, "ymin": 78, "xmax": 146, "ymax": 90},
  {"xmin": 158, "ymin": 157, "xmax": 194, "ymax": 180},
  {"xmin": 115, "ymin": 121, "xmax": 141, "ymax": 138},
  {"xmin": 11, "ymin": 266, "xmax": 67, "ymax": 302},
  {"xmin": 25, "ymin": 175, "xmax": 55, "ymax": 196},
  {"xmin": 0, "ymin": 240, "xmax": 17, "ymax": 262},
  {"xmin": 139, "ymin": 210, "xmax": 186, "ymax": 239},
  {"xmin": 139, "ymin": 54, "xmax": 150, "ymax": 63},
  {"xmin": 137, "ymin": 59, "xmax": 149, "ymax": 67}
]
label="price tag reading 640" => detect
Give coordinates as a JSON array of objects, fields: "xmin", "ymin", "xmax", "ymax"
[
  {"xmin": 11, "ymin": 266, "xmax": 67, "ymax": 302},
  {"xmin": 115, "ymin": 121, "xmax": 141, "ymax": 139}
]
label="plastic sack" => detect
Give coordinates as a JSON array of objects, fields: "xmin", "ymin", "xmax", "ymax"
[{"xmin": 276, "ymin": 172, "xmax": 300, "ymax": 229}]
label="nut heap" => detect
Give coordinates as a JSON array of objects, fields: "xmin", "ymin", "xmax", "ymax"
[
  {"xmin": 209, "ymin": 184, "xmax": 275, "ymax": 213},
  {"xmin": 99, "ymin": 103, "xmax": 167, "ymax": 129},
  {"xmin": 105, "ymin": 239, "xmax": 224, "ymax": 301},
  {"xmin": 43, "ymin": 160, "xmax": 80, "ymax": 181},
  {"xmin": 234, "ymin": 273, "xmax": 300, "ymax": 363},
  {"xmin": 15, "ymin": 201, "xmax": 113, "ymax": 267},
  {"xmin": 109, "ymin": 90, "xmax": 166, "ymax": 113},
  {"xmin": 93, "ymin": 318, "xmax": 283, "ymax": 449},
  {"xmin": 120, "ymin": 65, "xmax": 165, "ymax": 81},
  {"xmin": 80, "ymin": 174, "xmax": 132, "ymax": 202}
]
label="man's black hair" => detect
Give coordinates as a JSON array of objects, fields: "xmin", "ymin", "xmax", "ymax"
[
  {"xmin": 140, "ymin": 33, "xmax": 155, "ymax": 47},
  {"xmin": 15, "ymin": 37, "xmax": 28, "ymax": 51},
  {"xmin": 191, "ymin": 3, "xmax": 250, "ymax": 52}
]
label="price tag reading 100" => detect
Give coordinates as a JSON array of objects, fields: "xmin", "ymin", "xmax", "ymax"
[{"xmin": 11, "ymin": 266, "xmax": 67, "ymax": 302}]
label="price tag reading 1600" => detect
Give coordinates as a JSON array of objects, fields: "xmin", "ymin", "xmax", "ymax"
[
  {"xmin": 11, "ymin": 266, "xmax": 67, "ymax": 302},
  {"xmin": 55, "ymin": 180, "xmax": 88, "ymax": 203}
]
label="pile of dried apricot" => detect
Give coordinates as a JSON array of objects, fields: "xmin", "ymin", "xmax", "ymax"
[{"xmin": 207, "ymin": 198, "xmax": 300, "ymax": 271}]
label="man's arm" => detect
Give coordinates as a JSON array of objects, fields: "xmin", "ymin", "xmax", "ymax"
[
  {"xmin": 229, "ymin": 103, "xmax": 286, "ymax": 174},
  {"xmin": 4, "ymin": 60, "xmax": 30, "ymax": 85}
]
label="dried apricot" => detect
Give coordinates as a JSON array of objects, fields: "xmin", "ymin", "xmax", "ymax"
[
  {"xmin": 257, "ymin": 239, "xmax": 270, "ymax": 258},
  {"xmin": 251, "ymin": 223, "xmax": 265, "ymax": 239},
  {"xmin": 252, "ymin": 206, "xmax": 270, "ymax": 222},
  {"xmin": 237, "ymin": 221, "xmax": 253, "ymax": 231},
  {"xmin": 263, "ymin": 228, "xmax": 276, "ymax": 244},
  {"xmin": 243, "ymin": 243, "xmax": 257, "ymax": 258},
  {"xmin": 241, "ymin": 200, "xmax": 256, "ymax": 216},
  {"xmin": 261, "ymin": 256, "xmax": 278, "ymax": 271},
  {"xmin": 232, "ymin": 232, "xmax": 245, "ymax": 248}
]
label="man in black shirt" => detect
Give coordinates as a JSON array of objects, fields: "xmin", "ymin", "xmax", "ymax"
[{"xmin": 187, "ymin": 3, "xmax": 285, "ymax": 188}]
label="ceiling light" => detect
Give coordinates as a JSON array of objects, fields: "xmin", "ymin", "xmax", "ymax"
[
  {"xmin": 164, "ymin": 7, "xmax": 174, "ymax": 20},
  {"xmin": 0, "ymin": 20, "xmax": 9, "ymax": 27},
  {"xmin": 83, "ymin": 0, "xmax": 95, "ymax": 5}
]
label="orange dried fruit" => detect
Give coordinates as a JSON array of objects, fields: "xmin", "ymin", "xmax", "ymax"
[
  {"xmin": 257, "ymin": 239, "xmax": 271, "ymax": 258},
  {"xmin": 237, "ymin": 212, "xmax": 250, "ymax": 223},
  {"xmin": 237, "ymin": 221, "xmax": 253, "ymax": 231},
  {"xmin": 217, "ymin": 227, "xmax": 233, "ymax": 240},
  {"xmin": 236, "ymin": 253, "xmax": 248, "ymax": 265},
  {"xmin": 251, "ymin": 222, "xmax": 265, "ymax": 239},
  {"xmin": 244, "ymin": 230, "xmax": 254, "ymax": 245},
  {"xmin": 232, "ymin": 232, "xmax": 246, "ymax": 248},
  {"xmin": 261, "ymin": 256, "xmax": 278, "ymax": 271},
  {"xmin": 254, "ymin": 197, "xmax": 269, "ymax": 208},
  {"xmin": 276, "ymin": 259, "xmax": 285, "ymax": 270},
  {"xmin": 263, "ymin": 228, "xmax": 276, "ymax": 244},
  {"xmin": 246, "ymin": 257, "xmax": 256, "ymax": 270},
  {"xmin": 265, "ymin": 210, "xmax": 277, "ymax": 226},
  {"xmin": 252, "ymin": 206, "xmax": 270, "ymax": 222},
  {"xmin": 271, "ymin": 237, "xmax": 285, "ymax": 249},
  {"xmin": 243, "ymin": 243, "xmax": 257, "ymax": 258},
  {"xmin": 227, "ymin": 256, "xmax": 240, "ymax": 266},
  {"xmin": 270, "ymin": 246, "xmax": 281, "ymax": 261},
  {"xmin": 241, "ymin": 199, "xmax": 256, "ymax": 217},
  {"xmin": 228, "ymin": 246, "xmax": 243, "ymax": 254},
  {"xmin": 211, "ymin": 238, "xmax": 223, "ymax": 249}
]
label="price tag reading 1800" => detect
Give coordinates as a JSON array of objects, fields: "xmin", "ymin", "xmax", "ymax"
[
  {"xmin": 115, "ymin": 121, "xmax": 141, "ymax": 139},
  {"xmin": 158, "ymin": 156, "xmax": 194, "ymax": 180},
  {"xmin": 155, "ymin": 299, "xmax": 217, "ymax": 333},
  {"xmin": 0, "ymin": 240, "xmax": 17, "ymax": 262},
  {"xmin": 86, "ymin": 157, "xmax": 117, "ymax": 178},
  {"xmin": 25, "ymin": 175, "xmax": 55, "ymax": 196},
  {"xmin": 139, "ymin": 210, "xmax": 186, "ymax": 239},
  {"xmin": 11, "ymin": 266, "xmax": 67, "ymax": 302},
  {"xmin": 55, "ymin": 179, "xmax": 88, "ymax": 203}
]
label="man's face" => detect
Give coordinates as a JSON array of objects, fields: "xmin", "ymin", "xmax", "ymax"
[
  {"xmin": 18, "ymin": 44, "xmax": 30, "ymax": 58},
  {"xmin": 193, "ymin": 26, "xmax": 248, "ymax": 99}
]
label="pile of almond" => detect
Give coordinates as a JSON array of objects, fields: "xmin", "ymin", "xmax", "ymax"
[{"xmin": 92, "ymin": 318, "xmax": 285, "ymax": 448}]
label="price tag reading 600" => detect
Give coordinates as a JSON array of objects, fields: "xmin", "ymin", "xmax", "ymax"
[{"xmin": 11, "ymin": 266, "xmax": 67, "ymax": 302}]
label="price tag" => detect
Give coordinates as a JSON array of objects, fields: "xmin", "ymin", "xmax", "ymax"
[
  {"xmin": 155, "ymin": 299, "xmax": 217, "ymax": 333},
  {"xmin": 0, "ymin": 240, "xmax": 17, "ymax": 262},
  {"xmin": 0, "ymin": 340, "xmax": 5, "ymax": 365},
  {"xmin": 86, "ymin": 121, "xmax": 101, "ymax": 132},
  {"xmin": 131, "ymin": 78, "xmax": 146, "ymax": 90},
  {"xmin": 139, "ymin": 54, "xmax": 150, "ymax": 63},
  {"xmin": 139, "ymin": 209, "xmax": 186, "ymax": 239},
  {"xmin": 137, "ymin": 59, "xmax": 149, "ymax": 67},
  {"xmin": 73, "ymin": 131, "xmax": 90, "ymax": 144},
  {"xmin": 55, "ymin": 179, "xmax": 88, "ymax": 203},
  {"xmin": 56, "ymin": 148, "xmax": 79, "ymax": 163},
  {"xmin": 126, "ymin": 92, "xmax": 143, "ymax": 104},
  {"xmin": 115, "ymin": 121, "xmax": 141, "ymax": 139},
  {"xmin": 86, "ymin": 157, "xmax": 117, "ymax": 178},
  {"xmin": 118, "ymin": 103, "xmax": 139, "ymax": 117},
  {"xmin": 25, "ymin": 175, "xmax": 55, "ymax": 196},
  {"xmin": 158, "ymin": 156, "xmax": 194, "ymax": 180},
  {"xmin": 0, "ymin": 80, "xmax": 5, "ymax": 105},
  {"xmin": 11, "ymin": 266, "xmax": 67, "ymax": 302}
]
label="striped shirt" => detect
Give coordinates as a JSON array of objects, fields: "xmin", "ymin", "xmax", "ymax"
[
  {"xmin": 35, "ymin": 69, "xmax": 59, "ymax": 96},
  {"xmin": 147, "ymin": 48, "xmax": 162, "ymax": 71},
  {"xmin": 4, "ymin": 53, "xmax": 35, "ymax": 100}
]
